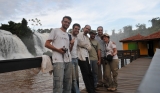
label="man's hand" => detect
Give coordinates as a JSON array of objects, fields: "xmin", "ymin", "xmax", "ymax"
[
  {"xmin": 97, "ymin": 60, "xmax": 101, "ymax": 65},
  {"xmin": 70, "ymin": 38, "xmax": 75, "ymax": 46},
  {"xmin": 57, "ymin": 48, "xmax": 65, "ymax": 54}
]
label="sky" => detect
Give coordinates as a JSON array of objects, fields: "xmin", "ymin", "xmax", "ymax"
[{"xmin": 0, "ymin": 0, "xmax": 160, "ymax": 35}]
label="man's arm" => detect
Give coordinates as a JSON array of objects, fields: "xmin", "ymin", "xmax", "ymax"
[
  {"xmin": 97, "ymin": 49, "xmax": 101, "ymax": 65},
  {"xmin": 69, "ymin": 38, "xmax": 75, "ymax": 52},
  {"xmin": 111, "ymin": 42, "xmax": 117, "ymax": 56},
  {"xmin": 45, "ymin": 40, "xmax": 65, "ymax": 54},
  {"xmin": 112, "ymin": 48, "xmax": 117, "ymax": 56},
  {"xmin": 97, "ymin": 41, "xmax": 101, "ymax": 65}
]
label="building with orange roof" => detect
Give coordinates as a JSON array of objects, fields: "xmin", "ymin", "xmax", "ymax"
[{"xmin": 119, "ymin": 31, "xmax": 160, "ymax": 57}]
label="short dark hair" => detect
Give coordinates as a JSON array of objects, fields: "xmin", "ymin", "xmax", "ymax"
[
  {"xmin": 84, "ymin": 25, "xmax": 91, "ymax": 28},
  {"xmin": 84, "ymin": 25, "xmax": 91, "ymax": 31},
  {"xmin": 62, "ymin": 16, "xmax": 72, "ymax": 22},
  {"xmin": 97, "ymin": 26, "xmax": 103, "ymax": 31},
  {"xmin": 72, "ymin": 23, "xmax": 81, "ymax": 29}
]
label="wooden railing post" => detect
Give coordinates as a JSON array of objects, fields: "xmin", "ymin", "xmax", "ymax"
[
  {"xmin": 121, "ymin": 52, "xmax": 124, "ymax": 67},
  {"xmin": 121, "ymin": 58, "xmax": 124, "ymax": 67},
  {"xmin": 130, "ymin": 50, "xmax": 133, "ymax": 62}
]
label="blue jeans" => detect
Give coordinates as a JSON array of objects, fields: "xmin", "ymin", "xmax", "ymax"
[
  {"xmin": 53, "ymin": 62, "xmax": 72, "ymax": 93},
  {"xmin": 71, "ymin": 58, "xmax": 80, "ymax": 93},
  {"xmin": 90, "ymin": 60, "xmax": 98, "ymax": 87}
]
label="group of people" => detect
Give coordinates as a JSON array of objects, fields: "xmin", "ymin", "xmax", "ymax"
[{"xmin": 45, "ymin": 16, "xmax": 119, "ymax": 93}]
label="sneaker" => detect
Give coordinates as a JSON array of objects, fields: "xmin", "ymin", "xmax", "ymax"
[
  {"xmin": 110, "ymin": 87, "xmax": 117, "ymax": 91},
  {"xmin": 107, "ymin": 87, "xmax": 112, "ymax": 91}
]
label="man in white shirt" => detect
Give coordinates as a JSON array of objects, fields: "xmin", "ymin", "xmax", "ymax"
[
  {"xmin": 70, "ymin": 23, "xmax": 81, "ymax": 93},
  {"xmin": 77, "ymin": 25, "xmax": 96, "ymax": 93},
  {"xmin": 45, "ymin": 16, "xmax": 73, "ymax": 93}
]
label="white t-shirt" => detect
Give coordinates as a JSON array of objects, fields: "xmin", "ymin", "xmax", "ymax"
[
  {"xmin": 105, "ymin": 41, "xmax": 118, "ymax": 59},
  {"xmin": 48, "ymin": 28, "xmax": 71, "ymax": 63},
  {"xmin": 71, "ymin": 34, "xmax": 78, "ymax": 58}
]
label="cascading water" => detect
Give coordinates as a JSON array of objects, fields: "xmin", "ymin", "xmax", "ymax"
[
  {"xmin": 33, "ymin": 32, "xmax": 51, "ymax": 56},
  {"xmin": 0, "ymin": 29, "xmax": 86, "ymax": 92},
  {"xmin": 0, "ymin": 30, "xmax": 33, "ymax": 60}
]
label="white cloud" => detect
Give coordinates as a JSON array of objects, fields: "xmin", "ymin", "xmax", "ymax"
[{"xmin": 0, "ymin": 0, "xmax": 160, "ymax": 35}]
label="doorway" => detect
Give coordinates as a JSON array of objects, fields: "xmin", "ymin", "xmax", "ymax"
[{"xmin": 147, "ymin": 41, "xmax": 154, "ymax": 57}]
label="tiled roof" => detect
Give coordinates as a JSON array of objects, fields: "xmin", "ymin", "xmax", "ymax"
[
  {"xmin": 119, "ymin": 34, "xmax": 144, "ymax": 42},
  {"xmin": 144, "ymin": 30, "xmax": 160, "ymax": 40},
  {"xmin": 120, "ymin": 31, "xmax": 160, "ymax": 42}
]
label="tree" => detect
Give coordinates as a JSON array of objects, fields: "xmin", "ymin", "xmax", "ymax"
[
  {"xmin": 148, "ymin": 17, "xmax": 160, "ymax": 34},
  {"xmin": 150, "ymin": 17, "xmax": 160, "ymax": 27},
  {"xmin": 135, "ymin": 23, "xmax": 147, "ymax": 35},
  {"xmin": 0, "ymin": 18, "xmax": 36, "ymax": 55},
  {"xmin": 123, "ymin": 25, "xmax": 132, "ymax": 38},
  {"xmin": 28, "ymin": 18, "xmax": 42, "ymax": 32}
]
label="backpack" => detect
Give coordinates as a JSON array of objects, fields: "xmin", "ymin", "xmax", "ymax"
[{"xmin": 68, "ymin": 34, "xmax": 72, "ymax": 41}]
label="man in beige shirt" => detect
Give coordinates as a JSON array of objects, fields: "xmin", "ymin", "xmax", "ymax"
[{"xmin": 77, "ymin": 25, "xmax": 96, "ymax": 93}]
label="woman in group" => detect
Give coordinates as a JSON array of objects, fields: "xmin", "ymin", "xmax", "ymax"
[{"xmin": 101, "ymin": 33, "xmax": 119, "ymax": 91}]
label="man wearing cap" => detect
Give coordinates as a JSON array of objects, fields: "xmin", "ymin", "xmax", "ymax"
[
  {"xmin": 95, "ymin": 26, "xmax": 105, "ymax": 87},
  {"xmin": 77, "ymin": 25, "xmax": 96, "ymax": 93},
  {"xmin": 88, "ymin": 30, "xmax": 101, "ymax": 89}
]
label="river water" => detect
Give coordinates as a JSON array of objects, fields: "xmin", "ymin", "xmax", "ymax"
[{"xmin": 0, "ymin": 59, "xmax": 130, "ymax": 93}]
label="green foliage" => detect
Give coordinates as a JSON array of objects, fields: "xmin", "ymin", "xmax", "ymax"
[
  {"xmin": 147, "ymin": 17, "xmax": 160, "ymax": 34},
  {"xmin": 0, "ymin": 18, "xmax": 36, "ymax": 55}
]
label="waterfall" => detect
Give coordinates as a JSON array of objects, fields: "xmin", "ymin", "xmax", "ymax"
[
  {"xmin": 33, "ymin": 32, "xmax": 51, "ymax": 56},
  {"xmin": 0, "ymin": 30, "xmax": 33, "ymax": 60}
]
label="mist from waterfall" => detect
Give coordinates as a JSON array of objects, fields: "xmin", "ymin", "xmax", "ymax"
[{"xmin": 0, "ymin": 30, "xmax": 33, "ymax": 60}]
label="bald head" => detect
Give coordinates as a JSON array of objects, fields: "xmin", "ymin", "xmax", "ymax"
[{"xmin": 83, "ymin": 25, "xmax": 91, "ymax": 35}]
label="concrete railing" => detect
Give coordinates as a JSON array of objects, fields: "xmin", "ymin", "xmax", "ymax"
[{"xmin": 136, "ymin": 48, "xmax": 160, "ymax": 93}]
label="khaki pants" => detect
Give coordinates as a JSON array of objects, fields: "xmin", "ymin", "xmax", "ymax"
[{"xmin": 104, "ymin": 59, "xmax": 119, "ymax": 88}]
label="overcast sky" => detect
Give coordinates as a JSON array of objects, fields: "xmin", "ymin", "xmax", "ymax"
[{"xmin": 0, "ymin": 0, "xmax": 160, "ymax": 34}]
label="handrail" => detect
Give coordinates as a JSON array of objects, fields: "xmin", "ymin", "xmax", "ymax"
[
  {"xmin": 0, "ymin": 49, "xmax": 140, "ymax": 73},
  {"xmin": 136, "ymin": 48, "xmax": 160, "ymax": 93},
  {"xmin": 117, "ymin": 49, "xmax": 140, "ymax": 67},
  {"xmin": 0, "ymin": 57, "xmax": 42, "ymax": 73}
]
